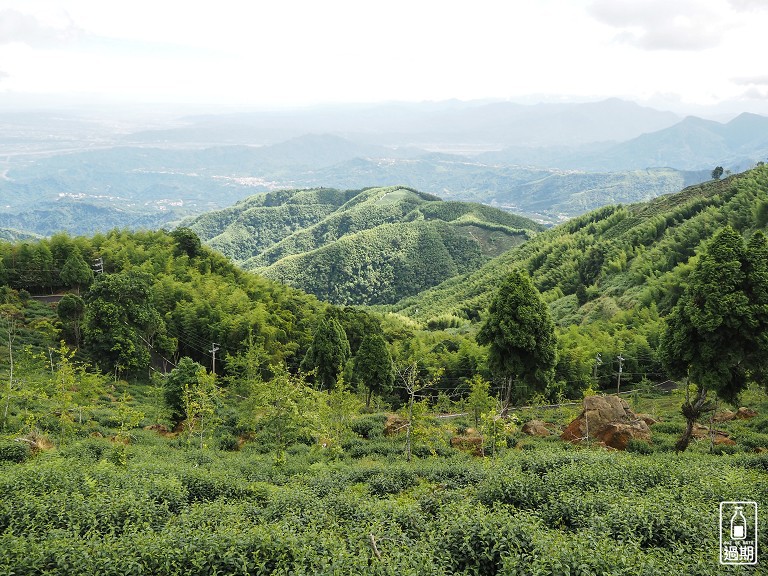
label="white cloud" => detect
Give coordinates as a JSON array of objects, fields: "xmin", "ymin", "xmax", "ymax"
[
  {"xmin": 588, "ymin": 0, "xmax": 726, "ymax": 50},
  {"xmin": 732, "ymin": 75, "xmax": 768, "ymax": 86},
  {"xmin": 0, "ymin": 8, "xmax": 81, "ymax": 47},
  {"xmin": 728, "ymin": 0, "xmax": 768, "ymax": 11}
]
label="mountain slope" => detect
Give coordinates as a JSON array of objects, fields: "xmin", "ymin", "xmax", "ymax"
[
  {"xmin": 188, "ymin": 186, "xmax": 543, "ymax": 305},
  {"xmin": 574, "ymin": 113, "xmax": 768, "ymax": 171},
  {"xmin": 388, "ymin": 165, "xmax": 768, "ymax": 324}
]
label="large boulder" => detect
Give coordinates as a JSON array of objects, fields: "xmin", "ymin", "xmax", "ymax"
[
  {"xmin": 522, "ymin": 420, "xmax": 552, "ymax": 437},
  {"xmin": 736, "ymin": 407, "xmax": 758, "ymax": 419},
  {"xmin": 561, "ymin": 395, "xmax": 651, "ymax": 450},
  {"xmin": 692, "ymin": 423, "xmax": 736, "ymax": 445}
]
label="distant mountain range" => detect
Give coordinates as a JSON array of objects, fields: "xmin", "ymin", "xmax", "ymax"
[
  {"xmin": 187, "ymin": 186, "xmax": 542, "ymax": 305},
  {"xmin": 125, "ymin": 98, "xmax": 680, "ymax": 148},
  {"xmin": 1, "ymin": 99, "xmax": 766, "ymax": 234}
]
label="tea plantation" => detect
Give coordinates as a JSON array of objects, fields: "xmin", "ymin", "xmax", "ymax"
[{"xmin": 2, "ymin": 392, "xmax": 767, "ymax": 576}]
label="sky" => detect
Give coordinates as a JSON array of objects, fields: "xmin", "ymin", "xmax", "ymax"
[{"xmin": 1, "ymin": 0, "xmax": 768, "ymax": 113}]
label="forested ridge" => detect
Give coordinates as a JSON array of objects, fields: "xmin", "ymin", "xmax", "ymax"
[{"xmin": 188, "ymin": 186, "xmax": 541, "ymax": 305}]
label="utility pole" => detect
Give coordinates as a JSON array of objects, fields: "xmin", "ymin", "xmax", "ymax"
[
  {"xmin": 616, "ymin": 354, "xmax": 624, "ymax": 395},
  {"xmin": 210, "ymin": 342, "xmax": 220, "ymax": 375}
]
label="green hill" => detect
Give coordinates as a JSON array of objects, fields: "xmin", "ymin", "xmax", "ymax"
[
  {"xmin": 188, "ymin": 186, "xmax": 543, "ymax": 305},
  {"xmin": 390, "ymin": 165, "xmax": 768, "ymax": 325}
]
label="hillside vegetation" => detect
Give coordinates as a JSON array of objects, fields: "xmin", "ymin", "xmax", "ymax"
[
  {"xmin": 189, "ymin": 186, "xmax": 541, "ymax": 305},
  {"xmin": 1, "ymin": 169, "xmax": 768, "ymax": 574},
  {"xmin": 392, "ymin": 165, "xmax": 768, "ymax": 322}
]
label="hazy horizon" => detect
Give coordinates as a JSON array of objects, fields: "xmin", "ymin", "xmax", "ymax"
[{"xmin": 1, "ymin": 0, "xmax": 768, "ymax": 118}]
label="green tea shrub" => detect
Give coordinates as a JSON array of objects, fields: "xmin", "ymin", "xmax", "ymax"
[
  {"xmin": 476, "ymin": 466, "xmax": 546, "ymax": 508},
  {"xmin": 0, "ymin": 439, "xmax": 30, "ymax": 463},
  {"xmin": 434, "ymin": 501, "xmax": 538, "ymax": 575},
  {"xmin": 367, "ymin": 467, "xmax": 418, "ymax": 496},
  {"xmin": 733, "ymin": 451, "xmax": 768, "ymax": 471},
  {"xmin": 626, "ymin": 438, "xmax": 653, "ymax": 454},
  {"xmin": 59, "ymin": 437, "xmax": 112, "ymax": 462},
  {"xmin": 350, "ymin": 413, "xmax": 387, "ymax": 439},
  {"xmin": 215, "ymin": 433, "xmax": 239, "ymax": 451},
  {"xmin": 731, "ymin": 430, "xmax": 768, "ymax": 450},
  {"xmin": 178, "ymin": 468, "xmax": 248, "ymax": 503},
  {"xmin": 413, "ymin": 457, "xmax": 486, "ymax": 489}
]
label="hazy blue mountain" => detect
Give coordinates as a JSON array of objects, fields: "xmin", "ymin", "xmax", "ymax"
[
  {"xmin": 482, "ymin": 112, "xmax": 768, "ymax": 171},
  {"xmin": 125, "ymin": 98, "xmax": 680, "ymax": 148}
]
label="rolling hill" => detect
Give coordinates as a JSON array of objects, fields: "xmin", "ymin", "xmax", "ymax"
[
  {"xmin": 388, "ymin": 165, "xmax": 768, "ymax": 325},
  {"xmin": 188, "ymin": 186, "xmax": 543, "ymax": 305}
]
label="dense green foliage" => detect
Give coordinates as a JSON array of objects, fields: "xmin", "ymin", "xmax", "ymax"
[
  {"xmin": 300, "ymin": 316, "xmax": 351, "ymax": 391},
  {"xmin": 477, "ymin": 270, "xmax": 557, "ymax": 405},
  {"xmin": 0, "ymin": 229, "xmax": 323, "ymax": 377},
  {"xmin": 391, "ymin": 165, "xmax": 768, "ymax": 395},
  {"xmin": 1, "ymin": 431, "xmax": 766, "ymax": 575},
  {"xmin": 660, "ymin": 227, "xmax": 768, "ymax": 403},
  {"xmin": 189, "ymin": 186, "xmax": 540, "ymax": 305}
]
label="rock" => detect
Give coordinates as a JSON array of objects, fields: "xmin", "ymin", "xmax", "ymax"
[
  {"xmin": 692, "ymin": 423, "xmax": 735, "ymax": 444},
  {"xmin": 145, "ymin": 423, "xmax": 174, "ymax": 437},
  {"xmin": 714, "ymin": 410, "xmax": 736, "ymax": 422},
  {"xmin": 522, "ymin": 420, "xmax": 551, "ymax": 437},
  {"xmin": 561, "ymin": 395, "xmax": 650, "ymax": 450},
  {"xmin": 736, "ymin": 407, "xmax": 758, "ymax": 419},
  {"xmin": 636, "ymin": 413, "xmax": 657, "ymax": 426},
  {"xmin": 384, "ymin": 414, "xmax": 408, "ymax": 436},
  {"xmin": 450, "ymin": 434, "xmax": 483, "ymax": 456}
]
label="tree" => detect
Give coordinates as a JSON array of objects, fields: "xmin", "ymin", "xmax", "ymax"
[
  {"xmin": 466, "ymin": 374, "xmax": 495, "ymax": 428},
  {"xmin": 244, "ymin": 364, "xmax": 318, "ymax": 462},
  {"xmin": 659, "ymin": 226, "xmax": 768, "ymax": 451},
  {"xmin": 59, "ymin": 248, "xmax": 93, "ymax": 294},
  {"xmin": 477, "ymin": 269, "xmax": 557, "ymax": 408},
  {"xmin": 83, "ymin": 271, "xmax": 174, "ymax": 377},
  {"xmin": 353, "ymin": 333, "xmax": 394, "ymax": 407},
  {"xmin": 300, "ymin": 316, "xmax": 351, "ymax": 390},
  {"xmin": 164, "ymin": 357, "xmax": 205, "ymax": 426},
  {"xmin": 171, "ymin": 227, "xmax": 202, "ymax": 258},
  {"xmin": 182, "ymin": 367, "xmax": 221, "ymax": 449},
  {"xmin": 57, "ymin": 294, "xmax": 85, "ymax": 347},
  {"xmin": 712, "ymin": 166, "xmax": 724, "ymax": 180}
]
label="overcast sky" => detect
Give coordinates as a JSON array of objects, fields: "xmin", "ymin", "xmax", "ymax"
[{"xmin": 1, "ymin": 0, "xmax": 767, "ymax": 113}]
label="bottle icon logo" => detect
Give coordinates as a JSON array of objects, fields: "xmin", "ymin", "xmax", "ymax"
[
  {"xmin": 731, "ymin": 506, "xmax": 747, "ymax": 540},
  {"xmin": 720, "ymin": 501, "xmax": 758, "ymax": 565}
]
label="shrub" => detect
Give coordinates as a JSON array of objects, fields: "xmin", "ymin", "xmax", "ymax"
[
  {"xmin": 0, "ymin": 440, "xmax": 30, "ymax": 463},
  {"xmin": 350, "ymin": 413, "xmax": 387, "ymax": 439},
  {"xmin": 626, "ymin": 438, "xmax": 653, "ymax": 454}
]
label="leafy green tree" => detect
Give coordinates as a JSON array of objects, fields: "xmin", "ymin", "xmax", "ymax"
[
  {"xmin": 59, "ymin": 248, "xmax": 93, "ymax": 294},
  {"xmin": 244, "ymin": 364, "xmax": 318, "ymax": 462},
  {"xmin": 83, "ymin": 271, "xmax": 173, "ymax": 377},
  {"xmin": 477, "ymin": 269, "xmax": 557, "ymax": 408},
  {"xmin": 164, "ymin": 357, "xmax": 205, "ymax": 426},
  {"xmin": 318, "ymin": 375, "xmax": 361, "ymax": 454},
  {"xmin": 353, "ymin": 333, "xmax": 394, "ymax": 407},
  {"xmin": 182, "ymin": 367, "xmax": 221, "ymax": 449},
  {"xmin": 171, "ymin": 227, "xmax": 202, "ymax": 258},
  {"xmin": 466, "ymin": 374, "xmax": 495, "ymax": 428},
  {"xmin": 711, "ymin": 166, "xmax": 724, "ymax": 180},
  {"xmin": 744, "ymin": 231, "xmax": 768, "ymax": 386},
  {"xmin": 660, "ymin": 226, "xmax": 768, "ymax": 451},
  {"xmin": 300, "ymin": 316, "xmax": 351, "ymax": 390},
  {"xmin": 57, "ymin": 294, "xmax": 85, "ymax": 347}
]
